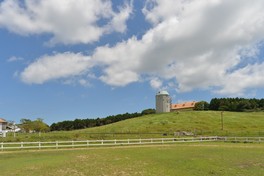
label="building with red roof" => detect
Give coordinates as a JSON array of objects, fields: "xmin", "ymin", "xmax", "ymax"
[{"xmin": 170, "ymin": 101, "xmax": 196, "ymax": 111}]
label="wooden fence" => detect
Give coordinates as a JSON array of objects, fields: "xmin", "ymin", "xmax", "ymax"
[{"xmin": 1, "ymin": 136, "xmax": 263, "ymax": 151}]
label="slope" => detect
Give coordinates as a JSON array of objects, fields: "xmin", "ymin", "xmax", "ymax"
[{"xmin": 2, "ymin": 111, "xmax": 264, "ymax": 142}]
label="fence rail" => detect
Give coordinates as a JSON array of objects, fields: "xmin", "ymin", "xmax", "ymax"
[
  {"xmin": 218, "ymin": 136, "xmax": 264, "ymax": 143},
  {"xmin": 1, "ymin": 136, "xmax": 263, "ymax": 151}
]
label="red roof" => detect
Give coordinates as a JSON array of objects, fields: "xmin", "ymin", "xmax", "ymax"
[{"xmin": 171, "ymin": 101, "xmax": 196, "ymax": 110}]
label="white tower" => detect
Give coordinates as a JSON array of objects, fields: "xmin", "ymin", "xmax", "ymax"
[{"xmin": 156, "ymin": 91, "xmax": 171, "ymax": 113}]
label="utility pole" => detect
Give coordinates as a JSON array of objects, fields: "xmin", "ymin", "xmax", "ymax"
[{"xmin": 221, "ymin": 111, "xmax": 224, "ymax": 130}]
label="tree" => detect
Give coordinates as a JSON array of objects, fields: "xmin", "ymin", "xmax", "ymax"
[
  {"xmin": 209, "ymin": 98, "xmax": 220, "ymax": 110},
  {"xmin": 141, "ymin": 108, "xmax": 156, "ymax": 115},
  {"xmin": 194, "ymin": 101, "xmax": 209, "ymax": 111},
  {"xmin": 20, "ymin": 118, "xmax": 33, "ymax": 133},
  {"xmin": 32, "ymin": 118, "xmax": 50, "ymax": 132},
  {"xmin": 20, "ymin": 118, "xmax": 49, "ymax": 133}
]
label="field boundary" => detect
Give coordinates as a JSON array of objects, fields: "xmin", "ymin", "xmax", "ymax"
[{"xmin": 1, "ymin": 136, "xmax": 264, "ymax": 151}]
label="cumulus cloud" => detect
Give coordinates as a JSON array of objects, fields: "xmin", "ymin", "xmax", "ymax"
[
  {"xmin": 216, "ymin": 63, "xmax": 264, "ymax": 95},
  {"xmin": 19, "ymin": 0, "xmax": 264, "ymax": 96},
  {"xmin": 142, "ymin": 0, "xmax": 189, "ymax": 25},
  {"xmin": 21, "ymin": 52, "xmax": 92, "ymax": 84},
  {"xmin": 92, "ymin": 0, "xmax": 264, "ymax": 95},
  {"xmin": 0, "ymin": 0, "xmax": 132, "ymax": 45}
]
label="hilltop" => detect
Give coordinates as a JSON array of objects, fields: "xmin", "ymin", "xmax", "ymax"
[{"xmin": 2, "ymin": 111, "xmax": 263, "ymax": 142}]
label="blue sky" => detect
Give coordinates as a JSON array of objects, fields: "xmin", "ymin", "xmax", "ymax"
[{"xmin": 1, "ymin": 0, "xmax": 264, "ymax": 124}]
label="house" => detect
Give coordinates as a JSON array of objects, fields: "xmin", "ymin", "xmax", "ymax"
[
  {"xmin": 0, "ymin": 118, "xmax": 7, "ymax": 137},
  {"xmin": 0, "ymin": 118, "xmax": 7, "ymax": 131},
  {"xmin": 171, "ymin": 101, "xmax": 196, "ymax": 111}
]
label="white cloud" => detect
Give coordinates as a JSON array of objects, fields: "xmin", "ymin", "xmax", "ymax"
[
  {"xmin": 142, "ymin": 0, "xmax": 190, "ymax": 25},
  {"xmin": 216, "ymin": 63, "xmax": 264, "ymax": 95},
  {"xmin": 150, "ymin": 77, "xmax": 163, "ymax": 89},
  {"xmin": 21, "ymin": 52, "xmax": 92, "ymax": 84},
  {"xmin": 91, "ymin": 0, "xmax": 264, "ymax": 95},
  {"xmin": 7, "ymin": 56, "xmax": 24, "ymax": 62},
  {"xmin": 100, "ymin": 69, "xmax": 139, "ymax": 87},
  {"xmin": 78, "ymin": 79, "xmax": 91, "ymax": 87},
  {"xmin": 19, "ymin": 0, "xmax": 264, "ymax": 96},
  {"xmin": 107, "ymin": 1, "xmax": 133, "ymax": 33},
  {"xmin": 92, "ymin": 36, "xmax": 144, "ymax": 86},
  {"xmin": 0, "ymin": 0, "xmax": 132, "ymax": 45}
]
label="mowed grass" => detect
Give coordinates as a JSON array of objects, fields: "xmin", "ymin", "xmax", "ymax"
[
  {"xmin": 2, "ymin": 111, "xmax": 264, "ymax": 142},
  {"xmin": 0, "ymin": 143, "xmax": 264, "ymax": 176}
]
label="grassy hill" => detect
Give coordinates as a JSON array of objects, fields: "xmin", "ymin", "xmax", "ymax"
[
  {"xmin": 79, "ymin": 111, "xmax": 264, "ymax": 137},
  {"xmin": 2, "ymin": 111, "xmax": 264, "ymax": 142}
]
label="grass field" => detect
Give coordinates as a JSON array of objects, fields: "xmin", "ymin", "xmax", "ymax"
[
  {"xmin": 0, "ymin": 143, "xmax": 263, "ymax": 176},
  {"xmin": 1, "ymin": 111, "xmax": 264, "ymax": 142},
  {"xmin": 1, "ymin": 111, "xmax": 264, "ymax": 176}
]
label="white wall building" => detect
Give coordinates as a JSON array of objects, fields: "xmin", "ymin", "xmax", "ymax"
[
  {"xmin": 155, "ymin": 91, "xmax": 171, "ymax": 113},
  {"xmin": 0, "ymin": 118, "xmax": 7, "ymax": 137}
]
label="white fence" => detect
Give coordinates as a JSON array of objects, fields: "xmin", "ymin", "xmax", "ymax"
[
  {"xmin": 1, "ymin": 136, "xmax": 263, "ymax": 151},
  {"xmin": 217, "ymin": 136, "xmax": 264, "ymax": 143}
]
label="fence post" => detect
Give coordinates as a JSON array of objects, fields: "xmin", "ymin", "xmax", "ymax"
[
  {"xmin": 39, "ymin": 142, "xmax": 41, "ymax": 150},
  {"xmin": 115, "ymin": 139, "xmax": 117, "ymax": 144},
  {"xmin": 21, "ymin": 142, "xmax": 23, "ymax": 149},
  {"xmin": 1, "ymin": 142, "xmax": 3, "ymax": 151},
  {"xmin": 140, "ymin": 138, "xmax": 142, "ymax": 144},
  {"xmin": 56, "ymin": 141, "xmax": 58, "ymax": 149},
  {"xmin": 101, "ymin": 140, "xmax": 104, "ymax": 145},
  {"xmin": 162, "ymin": 138, "xmax": 164, "ymax": 144},
  {"xmin": 128, "ymin": 139, "xmax": 129, "ymax": 144},
  {"xmin": 87, "ymin": 140, "xmax": 89, "ymax": 147},
  {"xmin": 151, "ymin": 138, "xmax": 153, "ymax": 143}
]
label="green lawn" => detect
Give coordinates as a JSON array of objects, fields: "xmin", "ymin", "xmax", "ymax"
[
  {"xmin": 0, "ymin": 143, "xmax": 264, "ymax": 176},
  {"xmin": 2, "ymin": 111, "xmax": 264, "ymax": 142}
]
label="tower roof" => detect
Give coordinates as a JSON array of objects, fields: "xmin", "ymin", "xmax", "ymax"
[{"xmin": 157, "ymin": 90, "xmax": 169, "ymax": 95}]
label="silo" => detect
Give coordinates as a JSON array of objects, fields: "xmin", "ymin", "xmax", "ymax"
[{"xmin": 156, "ymin": 91, "xmax": 171, "ymax": 113}]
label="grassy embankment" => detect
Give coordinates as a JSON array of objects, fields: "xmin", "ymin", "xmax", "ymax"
[
  {"xmin": 1, "ymin": 111, "xmax": 264, "ymax": 142},
  {"xmin": 0, "ymin": 143, "xmax": 263, "ymax": 176}
]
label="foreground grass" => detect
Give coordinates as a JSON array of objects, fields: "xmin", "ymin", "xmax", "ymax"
[
  {"xmin": 0, "ymin": 143, "xmax": 263, "ymax": 176},
  {"xmin": 2, "ymin": 111, "xmax": 264, "ymax": 142}
]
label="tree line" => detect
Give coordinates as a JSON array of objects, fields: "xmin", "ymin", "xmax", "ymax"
[
  {"xmin": 195, "ymin": 98, "xmax": 264, "ymax": 112},
  {"xmin": 50, "ymin": 109, "xmax": 156, "ymax": 131}
]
